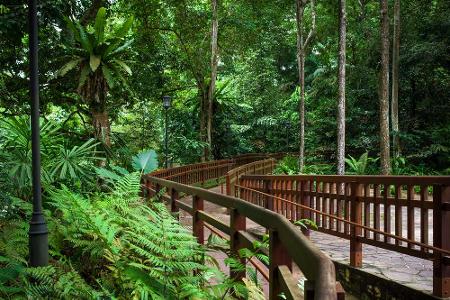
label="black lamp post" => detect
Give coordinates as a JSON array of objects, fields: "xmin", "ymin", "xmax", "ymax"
[
  {"xmin": 162, "ymin": 95, "xmax": 172, "ymax": 169},
  {"xmin": 28, "ymin": 0, "xmax": 48, "ymax": 267}
]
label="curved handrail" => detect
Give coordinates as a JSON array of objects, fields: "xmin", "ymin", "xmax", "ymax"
[
  {"xmin": 143, "ymin": 175, "xmax": 339, "ymax": 300},
  {"xmin": 143, "ymin": 153, "xmax": 343, "ymax": 299}
]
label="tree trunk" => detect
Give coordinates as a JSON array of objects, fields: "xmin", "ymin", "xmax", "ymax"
[
  {"xmin": 92, "ymin": 109, "xmax": 111, "ymax": 147},
  {"xmin": 391, "ymin": 0, "xmax": 400, "ymax": 158},
  {"xmin": 199, "ymin": 86, "xmax": 208, "ymax": 162},
  {"xmin": 207, "ymin": 0, "xmax": 219, "ymax": 160},
  {"xmin": 295, "ymin": 0, "xmax": 315, "ymax": 173},
  {"xmin": 298, "ymin": 51, "xmax": 306, "ymax": 173},
  {"xmin": 379, "ymin": 0, "xmax": 391, "ymax": 175},
  {"xmin": 337, "ymin": 0, "xmax": 347, "ymax": 175},
  {"xmin": 81, "ymin": 0, "xmax": 107, "ymax": 25}
]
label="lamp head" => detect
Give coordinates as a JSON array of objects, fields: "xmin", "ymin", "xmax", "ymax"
[{"xmin": 163, "ymin": 95, "xmax": 172, "ymax": 109}]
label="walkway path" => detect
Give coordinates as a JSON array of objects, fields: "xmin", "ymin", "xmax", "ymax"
[{"xmin": 177, "ymin": 186, "xmax": 433, "ymax": 298}]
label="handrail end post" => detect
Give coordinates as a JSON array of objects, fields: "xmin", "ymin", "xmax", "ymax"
[{"xmin": 433, "ymin": 184, "xmax": 450, "ymax": 298}]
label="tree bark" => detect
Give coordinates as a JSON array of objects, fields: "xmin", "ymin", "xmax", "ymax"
[
  {"xmin": 391, "ymin": 0, "xmax": 400, "ymax": 158},
  {"xmin": 92, "ymin": 109, "xmax": 111, "ymax": 147},
  {"xmin": 379, "ymin": 0, "xmax": 391, "ymax": 174},
  {"xmin": 337, "ymin": 0, "xmax": 347, "ymax": 175},
  {"xmin": 80, "ymin": 0, "xmax": 107, "ymax": 25},
  {"xmin": 207, "ymin": 0, "xmax": 219, "ymax": 160},
  {"xmin": 199, "ymin": 86, "xmax": 208, "ymax": 161},
  {"xmin": 295, "ymin": 0, "xmax": 316, "ymax": 173}
]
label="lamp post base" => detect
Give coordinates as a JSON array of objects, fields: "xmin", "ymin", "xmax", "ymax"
[{"xmin": 29, "ymin": 212, "xmax": 48, "ymax": 267}]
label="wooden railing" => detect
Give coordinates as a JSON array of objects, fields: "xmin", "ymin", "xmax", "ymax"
[
  {"xmin": 226, "ymin": 158, "xmax": 276, "ymax": 197},
  {"xmin": 150, "ymin": 153, "xmax": 286, "ymax": 186},
  {"xmin": 143, "ymin": 175, "xmax": 345, "ymax": 300},
  {"xmin": 236, "ymin": 174, "xmax": 450, "ymax": 298}
]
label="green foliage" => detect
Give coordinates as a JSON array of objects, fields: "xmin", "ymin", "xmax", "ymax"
[
  {"xmin": 132, "ymin": 149, "xmax": 158, "ymax": 173},
  {"xmin": 274, "ymin": 155, "xmax": 299, "ymax": 175},
  {"xmin": 274, "ymin": 155, "xmax": 334, "ymax": 175},
  {"xmin": 59, "ymin": 8, "xmax": 134, "ymax": 94},
  {"xmin": 0, "ymin": 117, "xmax": 103, "ymax": 198},
  {"xmin": 345, "ymin": 152, "xmax": 378, "ymax": 175},
  {"xmin": 1, "ymin": 171, "xmax": 233, "ymax": 299},
  {"xmin": 294, "ymin": 219, "xmax": 318, "ymax": 231}
]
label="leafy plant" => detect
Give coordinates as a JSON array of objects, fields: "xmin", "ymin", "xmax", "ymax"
[
  {"xmin": 345, "ymin": 152, "xmax": 379, "ymax": 175},
  {"xmin": 0, "ymin": 116, "xmax": 103, "ymax": 198},
  {"xmin": 132, "ymin": 149, "xmax": 158, "ymax": 174}
]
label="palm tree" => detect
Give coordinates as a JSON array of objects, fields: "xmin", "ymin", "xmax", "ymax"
[{"xmin": 58, "ymin": 7, "xmax": 133, "ymax": 146}]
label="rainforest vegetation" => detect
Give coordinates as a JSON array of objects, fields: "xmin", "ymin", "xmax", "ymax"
[{"xmin": 0, "ymin": 0, "xmax": 449, "ymax": 299}]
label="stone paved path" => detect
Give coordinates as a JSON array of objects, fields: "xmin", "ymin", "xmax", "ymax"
[{"xmin": 177, "ymin": 186, "xmax": 433, "ymax": 298}]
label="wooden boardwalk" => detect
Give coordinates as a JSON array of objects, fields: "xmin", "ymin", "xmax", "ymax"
[{"xmin": 177, "ymin": 186, "xmax": 433, "ymax": 298}]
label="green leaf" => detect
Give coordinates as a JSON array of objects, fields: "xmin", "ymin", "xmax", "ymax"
[
  {"xmin": 90, "ymin": 55, "xmax": 101, "ymax": 72},
  {"xmin": 94, "ymin": 7, "xmax": 107, "ymax": 43},
  {"xmin": 102, "ymin": 64, "xmax": 115, "ymax": 88},
  {"xmin": 108, "ymin": 39, "xmax": 134, "ymax": 57},
  {"xmin": 132, "ymin": 150, "xmax": 158, "ymax": 173},
  {"xmin": 78, "ymin": 65, "xmax": 90, "ymax": 89},
  {"xmin": 75, "ymin": 22, "xmax": 93, "ymax": 53},
  {"xmin": 114, "ymin": 59, "xmax": 132, "ymax": 75},
  {"xmin": 64, "ymin": 16, "xmax": 80, "ymax": 41},
  {"xmin": 115, "ymin": 16, "xmax": 134, "ymax": 39},
  {"xmin": 58, "ymin": 58, "xmax": 83, "ymax": 77}
]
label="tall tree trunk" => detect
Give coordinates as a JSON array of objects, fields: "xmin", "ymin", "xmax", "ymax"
[
  {"xmin": 92, "ymin": 109, "xmax": 111, "ymax": 147},
  {"xmin": 207, "ymin": 0, "xmax": 219, "ymax": 160},
  {"xmin": 337, "ymin": 0, "xmax": 347, "ymax": 175},
  {"xmin": 199, "ymin": 86, "xmax": 208, "ymax": 162},
  {"xmin": 391, "ymin": 0, "xmax": 400, "ymax": 158},
  {"xmin": 80, "ymin": 0, "xmax": 107, "ymax": 25},
  {"xmin": 379, "ymin": 0, "xmax": 391, "ymax": 174},
  {"xmin": 295, "ymin": 0, "xmax": 316, "ymax": 173}
]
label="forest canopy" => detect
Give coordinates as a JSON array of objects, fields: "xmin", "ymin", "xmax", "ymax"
[{"xmin": 0, "ymin": 0, "xmax": 449, "ymax": 174}]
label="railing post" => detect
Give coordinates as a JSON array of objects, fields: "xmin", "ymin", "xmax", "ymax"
[
  {"xmin": 230, "ymin": 208, "xmax": 246, "ymax": 281},
  {"xmin": 350, "ymin": 182, "xmax": 363, "ymax": 267},
  {"xmin": 170, "ymin": 188, "xmax": 179, "ymax": 216},
  {"xmin": 301, "ymin": 180, "xmax": 311, "ymax": 237},
  {"xmin": 192, "ymin": 195, "xmax": 204, "ymax": 244},
  {"xmin": 144, "ymin": 178, "xmax": 152, "ymax": 199},
  {"xmin": 269, "ymin": 229, "xmax": 292, "ymax": 300},
  {"xmin": 154, "ymin": 184, "xmax": 161, "ymax": 200},
  {"xmin": 226, "ymin": 173, "xmax": 231, "ymax": 196},
  {"xmin": 265, "ymin": 179, "xmax": 273, "ymax": 211},
  {"xmin": 433, "ymin": 184, "xmax": 450, "ymax": 298}
]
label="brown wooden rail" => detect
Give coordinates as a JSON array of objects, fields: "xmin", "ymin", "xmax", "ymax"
[
  {"xmin": 236, "ymin": 174, "xmax": 450, "ymax": 298},
  {"xmin": 226, "ymin": 158, "xmax": 276, "ymax": 197},
  {"xmin": 149, "ymin": 153, "xmax": 287, "ymax": 186},
  {"xmin": 143, "ymin": 175, "xmax": 344, "ymax": 300}
]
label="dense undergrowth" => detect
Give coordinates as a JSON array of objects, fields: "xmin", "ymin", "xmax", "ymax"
[{"xmin": 0, "ymin": 170, "xmax": 269, "ymax": 299}]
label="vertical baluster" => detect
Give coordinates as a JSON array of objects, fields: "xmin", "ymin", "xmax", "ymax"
[
  {"xmin": 384, "ymin": 184, "xmax": 391, "ymax": 243},
  {"xmin": 192, "ymin": 195, "xmax": 204, "ymax": 244},
  {"xmin": 420, "ymin": 185, "xmax": 429, "ymax": 252},
  {"xmin": 364, "ymin": 184, "xmax": 371, "ymax": 238},
  {"xmin": 374, "ymin": 184, "xmax": 381, "ymax": 241},
  {"xmin": 170, "ymin": 188, "xmax": 179, "ymax": 216},
  {"xmin": 337, "ymin": 183, "xmax": 343, "ymax": 233},
  {"xmin": 230, "ymin": 208, "xmax": 246, "ymax": 281},
  {"xmin": 395, "ymin": 185, "xmax": 402, "ymax": 246},
  {"xmin": 327, "ymin": 182, "xmax": 333, "ymax": 230},
  {"xmin": 269, "ymin": 229, "xmax": 292, "ymax": 300},
  {"xmin": 287, "ymin": 180, "xmax": 292, "ymax": 220},
  {"xmin": 433, "ymin": 184, "xmax": 450, "ymax": 298},
  {"xmin": 350, "ymin": 182, "xmax": 363, "ymax": 267},
  {"xmin": 344, "ymin": 183, "xmax": 350, "ymax": 235},
  {"xmin": 302, "ymin": 180, "xmax": 311, "ymax": 237},
  {"xmin": 407, "ymin": 185, "xmax": 415, "ymax": 249}
]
